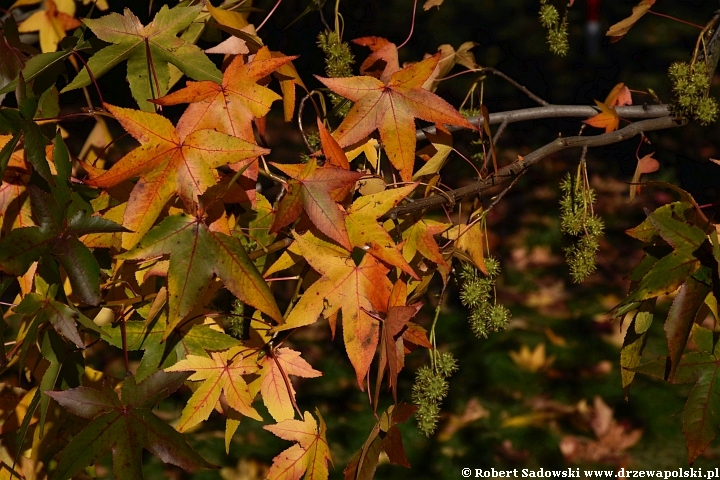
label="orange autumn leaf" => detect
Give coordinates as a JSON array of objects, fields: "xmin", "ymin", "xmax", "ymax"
[
  {"xmin": 352, "ymin": 36, "xmax": 400, "ymax": 82},
  {"xmin": 165, "ymin": 348, "xmax": 262, "ymax": 432},
  {"xmin": 584, "ymin": 83, "xmax": 632, "ymax": 133},
  {"xmin": 270, "ymin": 161, "xmax": 362, "ymax": 250},
  {"xmin": 275, "ymin": 231, "xmax": 392, "ymax": 387},
  {"xmin": 606, "ymin": 0, "xmax": 656, "ymax": 42},
  {"xmin": 605, "ymin": 82, "xmax": 633, "ymax": 107},
  {"xmin": 584, "ymin": 100, "xmax": 619, "ymax": 133},
  {"xmin": 316, "ymin": 119, "xmax": 350, "ymax": 169},
  {"xmin": 85, "ymin": 104, "xmax": 268, "ymax": 249},
  {"xmin": 317, "ymin": 54, "xmax": 475, "ymax": 181},
  {"xmin": 264, "ymin": 410, "xmax": 332, "ymax": 480},
  {"xmin": 379, "ymin": 304, "xmax": 422, "ymax": 401},
  {"xmin": 346, "ymin": 184, "xmax": 419, "ymax": 279},
  {"xmin": 152, "ymin": 47, "xmax": 295, "ymax": 144},
  {"xmin": 401, "ymin": 218, "xmax": 451, "ymax": 268},
  {"xmin": 629, "ymin": 152, "xmax": 660, "ymax": 201},
  {"xmin": 258, "ymin": 347, "xmax": 322, "ymax": 423}
]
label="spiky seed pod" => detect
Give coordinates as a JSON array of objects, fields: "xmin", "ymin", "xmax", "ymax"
[
  {"xmin": 559, "ymin": 171, "xmax": 604, "ymax": 283},
  {"xmin": 227, "ymin": 299, "xmax": 246, "ymax": 339},
  {"xmin": 317, "ymin": 31, "xmax": 355, "ymax": 117},
  {"xmin": 460, "ymin": 260, "xmax": 511, "ymax": 339},
  {"xmin": 538, "ymin": 0, "xmax": 569, "ymax": 56},
  {"xmin": 668, "ymin": 61, "xmax": 718, "ymax": 125}
]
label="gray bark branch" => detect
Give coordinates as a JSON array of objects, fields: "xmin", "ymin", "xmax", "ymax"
[{"xmin": 391, "ymin": 114, "xmax": 684, "ymax": 218}]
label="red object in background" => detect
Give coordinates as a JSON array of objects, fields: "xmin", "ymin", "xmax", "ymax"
[
  {"xmin": 585, "ymin": 0, "xmax": 602, "ymax": 57},
  {"xmin": 587, "ymin": 0, "xmax": 600, "ymax": 21}
]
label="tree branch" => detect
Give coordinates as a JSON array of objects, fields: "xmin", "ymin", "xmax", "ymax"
[
  {"xmin": 416, "ymin": 104, "xmax": 671, "ymax": 141},
  {"xmin": 392, "ymin": 115, "xmax": 685, "ymax": 218}
]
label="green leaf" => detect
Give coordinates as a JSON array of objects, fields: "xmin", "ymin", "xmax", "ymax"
[
  {"xmin": 13, "ymin": 386, "xmax": 40, "ymax": 474},
  {"xmin": 0, "ymin": 131, "xmax": 21, "ymax": 180},
  {"xmin": 63, "ymin": 5, "xmax": 222, "ymax": 111},
  {"xmin": 649, "ymin": 210, "xmax": 707, "ymax": 250},
  {"xmin": 665, "ymin": 277, "xmax": 711, "ymax": 382},
  {"xmin": 0, "ymin": 108, "xmax": 23, "ymax": 134},
  {"xmin": 52, "ymin": 131, "xmax": 72, "ymax": 184},
  {"xmin": 23, "ymin": 121, "xmax": 52, "ymax": 183},
  {"xmin": 691, "ymin": 324, "xmax": 716, "ymax": 355},
  {"xmin": 103, "ymin": 310, "xmax": 241, "ymax": 380},
  {"xmin": 621, "ymin": 299, "xmax": 655, "ymax": 394},
  {"xmin": 39, "ymin": 330, "xmax": 83, "ymax": 436},
  {"xmin": 682, "ymin": 357, "xmax": 720, "ymax": 463},
  {"xmin": 14, "ymin": 292, "xmax": 85, "ymax": 348},
  {"xmin": 119, "ymin": 213, "xmax": 281, "ymax": 338},
  {"xmin": 0, "ymin": 49, "xmax": 72, "ymax": 96},
  {"xmin": 36, "ymin": 86, "xmax": 59, "ymax": 119},
  {"xmin": 48, "ymin": 370, "xmax": 214, "ymax": 479},
  {"xmin": 612, "ymin": 249, "xmax": 701, "ymax": 317},
  {"xmin": 0, "ymin": 186, "xmax": 125, "ymax": 305},
  {"xmin": 54, "ymin": 236, "xmax": 101, "ymax": 306}
]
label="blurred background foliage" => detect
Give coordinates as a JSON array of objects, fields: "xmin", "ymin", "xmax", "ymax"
[{"xmin": 10, "ymin": 0, "xmax": 720, "ymax": 477}]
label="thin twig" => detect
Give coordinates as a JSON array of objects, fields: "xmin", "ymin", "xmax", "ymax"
[
  {"xmin": 484, "ymin": 169, "xmax": 527, "ymax": 214},
  {"xmin": 257, "ymin": 0, "xmax": 284, "ymax": 31},
  {"xmin": 492, "ymin": 117, "xmax": 509, "ymax": 145},
  {"xmin": 480, "ymin": 67, "xmax": 549, "ymax": 106},
  {"xmin": 317, "ymin": 0, "xmax": 331, "ymax": 31},
  {"xmin": 248, "ymin": 237, "xmax": 293, "ymax": 260},
  {"xmin": 397, "ymin": 0, "xmax": 419, "ymax": 50}
]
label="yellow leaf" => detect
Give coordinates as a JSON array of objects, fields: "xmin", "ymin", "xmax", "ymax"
[
  {"xmin": 508, "ymin": 344, "xmax": 554, "ymax": 373},
  {"xmin": 345, "ymin": 138, "xmax": 380, "ymax": 171},
  {"xmin": 206, "ymin": 1, "xmax": 249, "ymax": 30},
  {"xmin": 165, "ymin": 348, "xmax": 262, "ymax": 432}
]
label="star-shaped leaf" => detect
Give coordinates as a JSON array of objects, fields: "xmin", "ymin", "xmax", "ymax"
[
  {"xmin": 63, "ymin": 4, "xmax": 222, "ymax": 110},
  {"xmin": 583, "ymin": 83, "xmax": 632, "ymax": 133},
  {"xmin": 270, "ymin": 161, "xmax": 362, "ymax": 250},
  {"xmin": 264, "ymin": 410, "xmax": 332, "ymax": 480},
  {"xmin": 275, "ymin": 231, "xmax": 392, "ymax": 386},
  {"xmin": 47, "ymin": 370, "xmax": 214, "ymax": 479},
  {"xmin": 400, "ymin": 218, "xmax": 450, "ymax": 268},
  {"xmin": 119, "ymin": 213, "xmax": 282, "ymax": 338},
  {"xmin": 258, "ymin": 347, "xmax": 322, "ymax": 422},
  {"xmin": 378, "ymin": 304, "xmax": 422, "ymax": 401},
  {"xmin": 85, "ymin": 104, "xmax": 268, "ymax": 249},
  {"xmin": 14, "ymin": 288, "xmax": 99, "ymax": 349},
  {"xmin": 317, "ymin": 54, "xmax": 475, "ymax": 181},
  {"xmin": 0, "ymin": 185, "xmax": 127, "ymax": 306},
  {"xmin": 344, "ymin": 403, "xmax": 416, "ymax": 480},
  {"xmin": 165, "ymin": 347, "xmax": 262, "ymax": 432},
  {"xmin": 152, "ymin": 46, "xmax": 295, "ymax": 143},
  {"xmin": 346, "ymin": 184, "xmax": 418, "ymax": 278},
  {"xmin": 101, "ymin": 313, "xmax": 241, "ymax": 382}
]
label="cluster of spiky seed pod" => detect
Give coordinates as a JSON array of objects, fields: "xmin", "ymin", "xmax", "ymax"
[
  {"xmin": 227, "ymin": 298, "xmax": 246, "ymax": 340},
  {"xmin": 317, "ymin": 30, "xmax": 355, "ymax": 117},
  {"xmin": 538, "ymin": 0, "xmax": 569, "ymax": 56},
  {"xmin": 668, "ymin": 61, "xmax": 718, "ymax": 125},
  {"xmin": 412, "ymin": 351, "xmax": 459, "ymax": 436},
  {"xmin": 459, "ymin": 259, "xmax": 510, "ymax": 339},
  {"xmin": 559, "ymin": 171, "xmax": 604, "ymax": 283}
]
